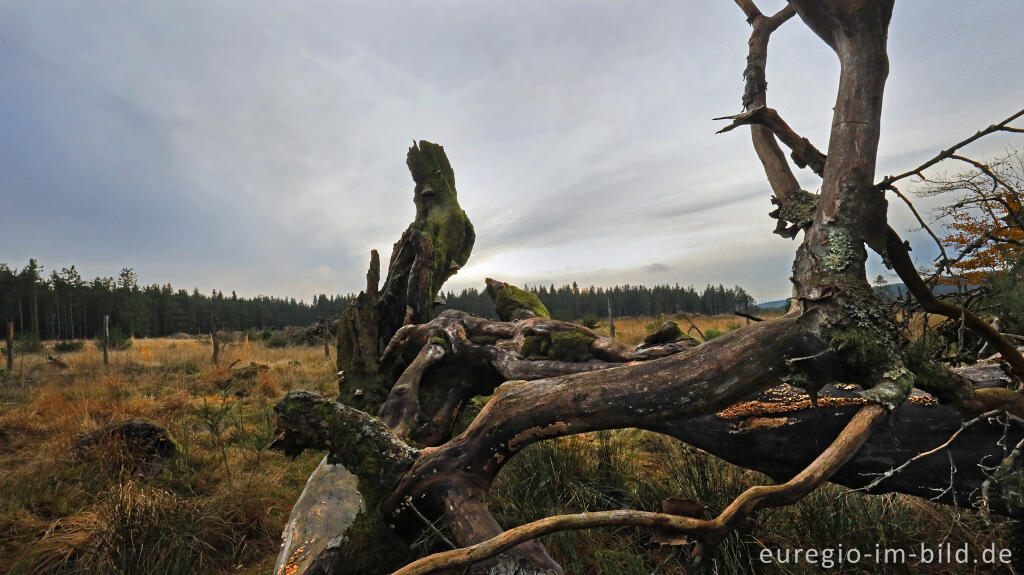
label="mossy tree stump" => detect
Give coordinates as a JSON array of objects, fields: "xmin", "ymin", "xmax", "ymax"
[{"xmin": 336, "ymin": 141, "xmax": 475, "ymax": 412}]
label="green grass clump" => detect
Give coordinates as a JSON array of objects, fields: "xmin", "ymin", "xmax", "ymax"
[{"xmin": 52, "ymin": 340, "xmax": 85, "ymax": 353}]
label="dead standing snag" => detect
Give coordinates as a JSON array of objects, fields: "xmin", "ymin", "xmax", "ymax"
[{"xmin": 273, "ymin": 2, "xmax": 1024, "ymax": 573}]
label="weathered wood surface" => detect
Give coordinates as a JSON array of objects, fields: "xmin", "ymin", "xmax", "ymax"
[{"xmin": 654, "ymin": 377, "xmax": 1024, "ymax": 519}]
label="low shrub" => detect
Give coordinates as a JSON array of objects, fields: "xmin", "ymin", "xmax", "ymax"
[
  {"xmin": 15, "ymin": 332, "xmax": 44, "ymax": 353},
  {"xmin": 94, "ymin": 326, "xmax": 132, "ymax": 350},
  {"xmin": 53, "ymin": 340, "xmax": 85, "ymax": 353},
  {"xmin": 264, "ymin": 333, "xmax": 289, "ymax": 348}
]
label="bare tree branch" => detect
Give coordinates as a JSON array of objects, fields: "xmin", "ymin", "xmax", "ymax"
[
  {"xmin": 379, "ymin": 342, "xmax": 446, "ymax": 439},
  {"xmin": 730, "ymin": 3, "xmax": 804, "ymax": 205},
  {"xmin": 876, "ymin": 107, "xmax": 1024, "ymax": 190},
  {"xmin": 881, "ymin": 226, "xmax": 1024, "ymax": 380},
  {"xmin": 716, "ymin": 107, "xmax": 827, "ymax": 176},
  {"xmin": 884, "ymin": 184, "xmax": 950, "ymax": 275}
]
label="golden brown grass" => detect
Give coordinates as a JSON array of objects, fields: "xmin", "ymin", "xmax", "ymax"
[
  {"xmin": 0, "ymin": 336, "xmax": 331, "ymax": 574},
  {"xmin": 592, "ymin": 311, "xmax": 786, "ymax": 345},
  {"xmin": 0, "ymin": 324, "xmax": 1014, "ymax": 574}
]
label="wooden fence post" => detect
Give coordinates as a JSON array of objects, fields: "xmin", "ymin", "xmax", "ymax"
[
  {"xmin": 6, "ymin": 322, "xmax": 13, "ymax": 372},
  {"xmin": 212, "ymin": 318, "xmax": 220, "ymax": 365},
  {"xmin": 103, "ymin": 315, "xmax": 109, "ymax": 366},
  {"xmin": 607, "ymin": 298, "xmax": 615, "ymax": 339},
  {"xmin": 323, "ymin": 322, "xmax": 330, "ymax": 358}
]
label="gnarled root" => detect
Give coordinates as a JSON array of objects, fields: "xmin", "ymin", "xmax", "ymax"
[
  {"xmin": 392, "ymin": 404, "xmax": 887, "ymax": 575},
  {"xmin": 376, "ymin": 309, "xmax": 696, "ymax": 446}
]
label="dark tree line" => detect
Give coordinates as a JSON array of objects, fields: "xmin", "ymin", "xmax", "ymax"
[
  {"xmin": 0, "ymin": 260, "xmax": 757, "ymax": 342},
  {"xmin": 442, "ymin": 282, "xmax": 756, "ymax": 321},
  {"xmin": 0, "ymin": 259, "xmax": 351, "ymax": 340}
]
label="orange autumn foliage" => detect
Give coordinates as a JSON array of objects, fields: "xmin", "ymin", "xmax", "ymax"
[{"xmin": 931, "ymin": 150, "xmax": 1024, "ymax": 283}]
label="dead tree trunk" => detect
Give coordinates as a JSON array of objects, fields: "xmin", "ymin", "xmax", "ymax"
[
  {"xmin": 336, "ymin": 140, "xmax": 475, "ymax": 411},
  {"xmin": 273, "ymin": 3, "xmax": 1024, "ymax": 574}
]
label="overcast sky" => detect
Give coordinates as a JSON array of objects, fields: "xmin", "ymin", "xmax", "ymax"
[{"xmin": 2, "ymin": 1, "xmax": 1022, "ymax": 303}]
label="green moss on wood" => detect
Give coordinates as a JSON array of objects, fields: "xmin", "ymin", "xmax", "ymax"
[
  {"xmin": 327, "ymin": 510, "xmax": 413, "ymax": 574},
  {"xmin": 521, "ymin": 335, "xmax": 549, "ymax": 359},
  {"xmin": 486, "ymin": 278, "xmax": 551, "ymax": 321},
  {"xmin": 408, "ymin": 141, "xmax": 475, "ymax": 312},
  {"xmin": 641, "ymin": 321, "xmax": 685, "ymax": 347},
  {"xmin": 828, "ymin": 325, "xmax": 892, "ymax": 369},
  {"xmin": 548, "ymin": 331, "xmax": 594, "ymax": 362},
  {"xmin": 520, "ymin": 331, "xmax": 594, "ymax": 361},
  {"xmin": 904, "ymin": 355, "xmax": 974, "ymax": 405}
]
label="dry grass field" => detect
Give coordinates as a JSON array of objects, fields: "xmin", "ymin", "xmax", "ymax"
[
  {"xmin": 591, "ymin": 311, "xmax": 786, "ymax": 345},
  {"xmin": 0, "ymin": 318, "xmax": 1013, "ymax": 574},
  {"xmin": 0, "ymin": 336, "xmax": 331, "ymax": 575}
]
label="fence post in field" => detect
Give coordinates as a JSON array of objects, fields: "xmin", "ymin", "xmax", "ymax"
[
  {"xmin": 103, "ymin": 315, "xmax": 109, "ymax": 366},
  {"xmin": 6, "ymin": 322, "xmax": 13, "ymax": 372},
  {"xmin": 323, "ymin": 322, "xmax": 330, "ymax": 358},
  {"xmin": 212, "ymin": 318, "xmax": 220, "ymax": 365},
  {"xmin": 607, "ymin": 298, "xmax": 615, "ymax": 338}
]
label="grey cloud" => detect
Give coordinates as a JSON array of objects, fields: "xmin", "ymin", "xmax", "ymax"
[{"xmin": 1, "ymin": 0, "xmax": 1022, "ymax": 299}]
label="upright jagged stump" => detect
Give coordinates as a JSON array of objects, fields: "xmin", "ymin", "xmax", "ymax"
[{"xmin": 337, "ymin": 141, "xmax": 475, "ymax": 412}]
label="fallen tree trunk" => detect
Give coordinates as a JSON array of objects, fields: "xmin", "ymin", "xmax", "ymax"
[
  {"xmin": 273, "ymin": 304, "xmax": 1024, "ymax": 574},
  {"xmin": 272, "ymin": 358, "xmax": 1023, "ymax": 574},
  {"xmin": 653, "ymin": 379, "xmax": 1024, "ymax": 519}
]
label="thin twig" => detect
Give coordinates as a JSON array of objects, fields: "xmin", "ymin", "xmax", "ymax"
[
  {"xmin": 406, "ymin": 496, "xmax": 457, "ymax": 550},
  {"xmin": 678, "ymin": 314, "xmax": 707, "ymax": 342},
  {"xmin": 846, "ymin": 409, "xmax": 1009, "ymax": 495},
  {"xmin": 979, "ymin": 434, "xmax": 1024, "ymax": 524},
  {"xmin": 885, "ymin": 184, "xmax": 950, "ymax": 273}
]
